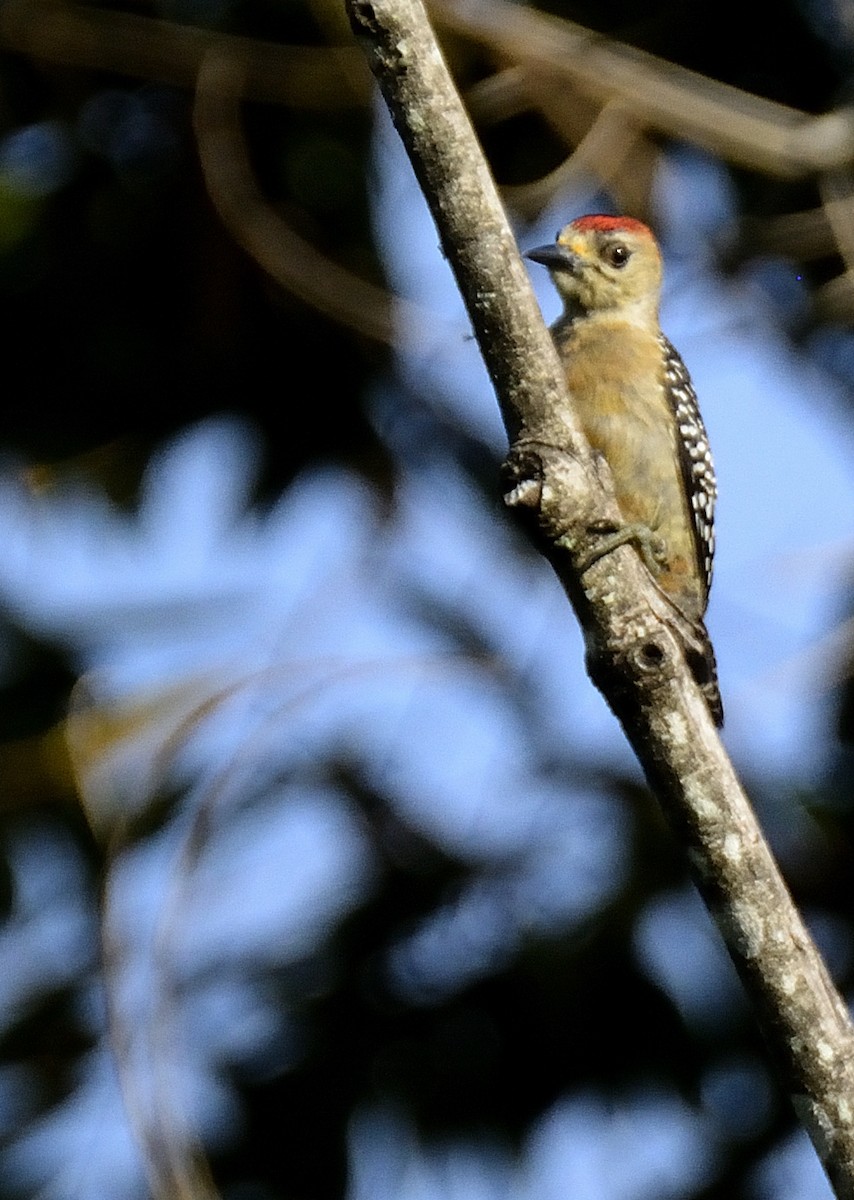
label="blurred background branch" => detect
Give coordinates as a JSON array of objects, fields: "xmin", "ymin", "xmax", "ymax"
[
  {"xmin": 2, "ymin": 0, "xmax": 854, "ymax": 320},
  {"xmin": 0, "ymin": 0, "xmax": 370, "ymax": 107}
]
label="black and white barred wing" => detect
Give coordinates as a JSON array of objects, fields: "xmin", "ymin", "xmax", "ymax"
[{"xmin": 659, "ymin": 334, "xmax": 717, "ymax": 603}]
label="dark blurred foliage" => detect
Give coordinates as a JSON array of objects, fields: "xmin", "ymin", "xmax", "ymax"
[
  {"xmin": 0, "ymin": 2, "xmax": 850, "ymax": 1200},
  {"xmin": 0, "ymin": 89, "xmax": 385, "ymax": 493}
]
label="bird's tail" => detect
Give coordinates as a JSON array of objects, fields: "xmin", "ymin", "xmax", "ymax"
[
  {"xmin": 683, "ymin": 617, "xmax": 724, "ymax": 727},
  {"xmin": 649, "ymin": 587, "xmax": 724, "ymax": 727}
]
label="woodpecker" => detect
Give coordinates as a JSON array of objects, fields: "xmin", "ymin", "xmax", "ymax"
[{"xmin": 526, "ymin": 214, "xmax": 723, "ymax": 726}]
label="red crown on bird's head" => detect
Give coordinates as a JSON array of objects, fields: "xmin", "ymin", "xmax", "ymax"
[{"xmin": 570, "ymin": 215, "xmax": 652, "ymax": 237}]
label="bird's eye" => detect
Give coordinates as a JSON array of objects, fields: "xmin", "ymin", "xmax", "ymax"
[{"xmin": 605, "ymin": 243, "xmax": 630, "ymax": 268}]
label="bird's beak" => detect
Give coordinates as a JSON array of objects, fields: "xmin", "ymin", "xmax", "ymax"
[{"xmin": 525, "ymin": 243, "xmax": 580, "ymax": 272}]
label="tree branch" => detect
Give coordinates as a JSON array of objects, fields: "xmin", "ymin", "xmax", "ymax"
[
  {"xmin": 429, "ymin": 0, "xmax": 854, "ymax": 180},
  {"xmin": 346, "ymin": 0, "xmax": 854, "ymax": 1195},
  {"xmin": 0, "ymin": 0, "xmax": 369, "ymax": 108}
]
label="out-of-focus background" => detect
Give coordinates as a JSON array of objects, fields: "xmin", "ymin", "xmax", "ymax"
[{"xmin": 0, "ymin": 1, "xmax": 851, "ymax": 1197}]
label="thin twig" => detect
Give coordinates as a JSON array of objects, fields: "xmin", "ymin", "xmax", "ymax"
[
  {"xmin": 194, "ymin": 48, "xmax": 439, "ymax": 346},
  {"xmin": 502, "ymin": 96, "xmax": 653, "ymax": 219},
  {"xmin": 429, "ymin": 0, "xmax": 854, "ymax": 179},
  {"xmin": 10, "ymin": 0, "xmax": 854, "ymax": 318},
  {"xmin": 0, "ymin": 0, "xmax": 369, "ymax": 108},
  {"xmin": 346, "ymin": 0, "xmax": 854, "ymax": 1195}
]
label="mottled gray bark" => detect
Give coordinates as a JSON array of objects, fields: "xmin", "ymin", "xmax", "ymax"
[{"xmin": 346, "ymin": 0, "xmax": 854, "ymax": 1194}]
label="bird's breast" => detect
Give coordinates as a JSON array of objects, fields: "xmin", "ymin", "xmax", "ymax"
[{"xmin": 554, "ymin": 316, "xmax": 704, "ymax": 620}]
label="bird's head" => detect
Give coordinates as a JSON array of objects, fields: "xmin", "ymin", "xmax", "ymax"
[{"xmin": 527, "ymin": 215, "xmax": 662, "ymax": 318}]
